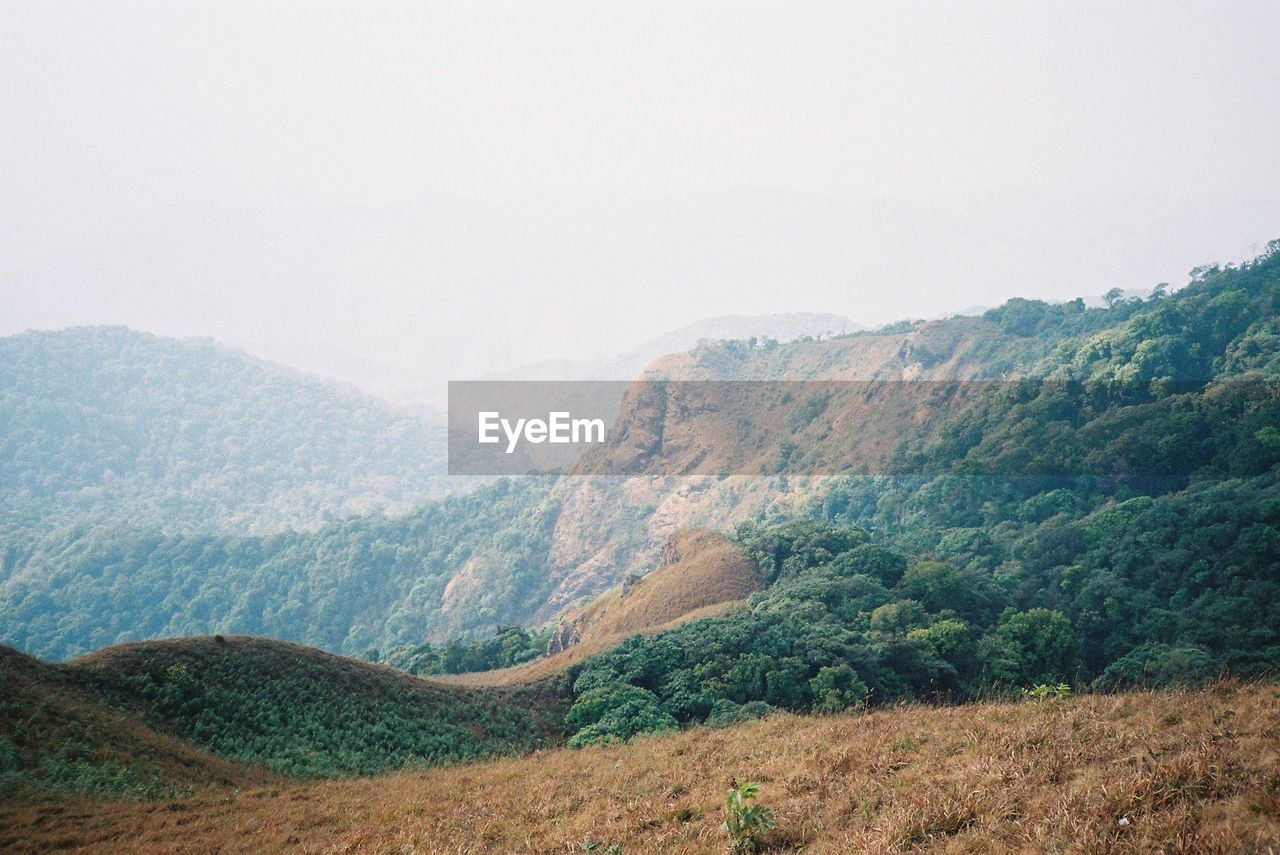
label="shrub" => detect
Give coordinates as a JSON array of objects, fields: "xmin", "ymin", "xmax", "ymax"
[
  {"xmin": 1093, "ymin": 642, "xmax": 1219, "ymax": 690},
  {"xmin": 705, "ymin": 699, "xmax": 773, "ymax": 728},
  {"xmin": 567, "ymin": 684, "xmax": 677, "ymax": 747},
  {"xmin": 1023, "ymin": 682, "xmax": 1072, "ymax": 700},
  {"xmin": 723, "ymin": 780, "xmax": 776, "ymax": 852},
  {"xmin": 809, "ymin": 664, "xmax": 868, "ymax": 713}
]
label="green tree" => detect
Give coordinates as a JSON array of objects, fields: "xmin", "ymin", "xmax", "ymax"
[
  {"xmin": 808, "ymin": 664, "xmax": 868, "ymax": 713},
  {"xmin": 992, "ymin": 608, "xmax": 1078, "ymax": 686}
]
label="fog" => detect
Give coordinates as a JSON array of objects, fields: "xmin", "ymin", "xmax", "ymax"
[{"xmin": 3, "ymin": 1, "xmax": 1279, "ymax": 395}]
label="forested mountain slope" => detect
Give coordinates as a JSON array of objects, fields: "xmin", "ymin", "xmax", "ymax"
[
  {"xmin": 0, "ymin": 326, "xmax": 450, "ymax": 535},
  {"xmin": 2, "ymin": 246, "xmax": 1278, "ymax": 667},
  {"xmin": 0, "ymin": 478, "xmax": 559, "ymax": 658}
]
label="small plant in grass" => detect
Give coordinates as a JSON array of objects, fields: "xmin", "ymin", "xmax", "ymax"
[
  {"xmin": 1024, "ymin": 682, "xmax": 1072, "ymax": 700},
  {"xmin": 580, "ymin": 841, "xmax": 621, "ymax": 854},
  {"xmin": 724, "ymin": 780, "xmax": 776, "ymax": 852}
]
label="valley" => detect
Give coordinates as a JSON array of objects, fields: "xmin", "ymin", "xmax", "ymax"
[
  {"xmin": 2, "ymin": 247, "xmax": 1279, "ymax": 852},
  {"xmin": 7, "ymin": 7, "xmax": 1280, "ymax": 850}
]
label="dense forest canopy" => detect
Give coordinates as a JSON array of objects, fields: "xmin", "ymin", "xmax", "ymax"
[
  {"xmin": 559, "ymin": 486, "xmax": 1279, "ymax": 745},
  {"xmin": 0, "ymin": 477, "xmax": 560, "ymax": 659}
]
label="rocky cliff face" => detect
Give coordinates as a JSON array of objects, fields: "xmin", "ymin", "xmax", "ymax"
[{"xmin": 545, "ymin": 617, "xmax": 583, "ymax": 656}]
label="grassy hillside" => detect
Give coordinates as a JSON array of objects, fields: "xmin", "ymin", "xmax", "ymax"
[
  {"xmin": 4, "ymin": 682, "xmax": 1276, "ymax": 853},
  {"xmin": 558, "ymin": 530, "xmax": 763, "ymax": 642},
  {"xmin": 0, "ymin": 325, "xmax": 449, "ymax": 536},
  {"xmin": 0, "ymin": 634, "xmax": 568, "ymax": 799},
  {"xmin": 65, "ymin": 636, "xmax": 568, "ymax": 779},
  {"xmin": 0, "ymin": 646, "xmax": 277, "ymax": 800}
]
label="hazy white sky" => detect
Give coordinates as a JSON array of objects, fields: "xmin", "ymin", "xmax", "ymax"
[{"xmin": 3, "ymin": 1, "xmax": 1279, "ymax": 385}]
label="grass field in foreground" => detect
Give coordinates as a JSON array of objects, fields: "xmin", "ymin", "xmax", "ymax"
[{"xmin": 3, "ymin": 682, "xmax": 1278, "ymax": 853}]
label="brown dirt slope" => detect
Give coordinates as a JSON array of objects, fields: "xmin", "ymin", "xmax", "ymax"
[
  {"xmin": 4, "ymin": 682, "xmax": 1277, "ymax": 853},
  {"xmin": 448, "ymin": 529, "xmax": 763, "ymax": 687},
  {"xmin": 0, "ymin": 645, "xmax": 276, "ymax": 801}
]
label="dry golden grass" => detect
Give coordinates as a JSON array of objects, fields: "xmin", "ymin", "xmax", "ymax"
[
  {"xmin": 568, "ymin": 530, "xmax": 762, "ymax": 639},
  {"xmin": 5, "ymin": 682, "xmax": 1278, "ymax": 853},
  {"xmin": 448, "ymin": 530, "xmax": 762, "ymax": 688}
]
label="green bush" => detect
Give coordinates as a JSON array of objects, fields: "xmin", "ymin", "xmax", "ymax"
[
  {"xmin": 723, "ymin": 781, "xmax": 776, "ymax": 852},
  {"xmin": 567, "ymin": 684, "xmax": 677, "ymax": 747}
]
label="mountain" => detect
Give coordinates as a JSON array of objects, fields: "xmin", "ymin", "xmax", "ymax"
[
  {"xmin": 1, "ymin": 506, "xmax": 1276, "ymax": 848},
  {"xmin": 484, "ymin": 312, "xmax": 859, "ymax": 381},
  {"xmin": 5, "ymin": 681, "xmax": 1276, "ymax": 852},
  {"xmin": 2, "ymin": 246, "xmax": 1279, "ymax": 679},
  {"xmin": 0, "ymin": 326, "xmax": 453, "ymax": 535}
]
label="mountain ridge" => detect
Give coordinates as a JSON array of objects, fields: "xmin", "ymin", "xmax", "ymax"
[
  {"xmin": 0, "ymin": 325, "xmax": 454, "ymax": 535},
  {"xmin": 481, "ymin": 311, "xmax": 860, "ymax": 382},
  {"xmin": 1, "ymin": 246, "xmax": 1277, "ymax": 668}
]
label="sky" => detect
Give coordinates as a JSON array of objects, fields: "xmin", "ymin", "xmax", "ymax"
[{"xmin": 3, "ymin": 0, "xmax": 1279, "ymax": 390}]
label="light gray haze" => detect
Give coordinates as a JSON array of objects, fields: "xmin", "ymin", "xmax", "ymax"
[{"xmin": 3, "ymin": 1, "xmax": 1279, "ymax": 398}]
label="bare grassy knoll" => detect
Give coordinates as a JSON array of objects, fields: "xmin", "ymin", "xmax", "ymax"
[
  {"xmin": 446, "ymin": 529, "xmax": 763, "ymax": 687},
  {"xmin": 5, "ymin": 682, "xmax": 1277, "ymax": 853}
]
